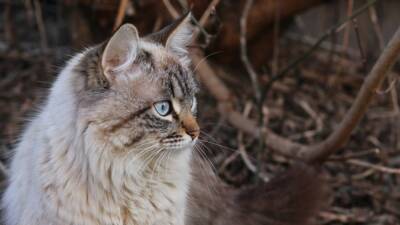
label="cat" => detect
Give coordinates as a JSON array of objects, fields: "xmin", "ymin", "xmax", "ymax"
[
  {"xmin": 2, "ymin": 13, "xmax": 326, "ymax": 225},
  {"xmin": 3, "ymin": 13, "xmax": 198, "ymax": 225}
]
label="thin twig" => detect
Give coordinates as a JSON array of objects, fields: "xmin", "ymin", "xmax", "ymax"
[
  {"xmin": 319, "ymin": 210, "xmax": 367, "ymax": 223},
  {"xmin": 4, "ymin": 0, "xmax": 14, "ymax": 47},
  {"xmin": 271, "ymin": 1, "xmax": 281, "ymax": 76},
  {"xmin": 368, "ymin": 5, "xmax": 385, "ymax": 51},
  {"xmin": 33, "ymin": 0, "xmax": 48, "ymax": 53},
  {"xmin": 238, "ymin": 103, "xmax": 257, "ymax": 171},
  {"xmin": 162, "ymin": 0, "xmax": 180, "ymax": 19},
  {"xmin": 367, "ymin": 6, "xmax": 399, "ymax": 116},
  {"xmin": 198, "ymin": 0, "xmax": 220, "ymax": 27},
  {"xmin": 238, "ymin": 137, "xmax": 270, "ymax": 182},
  {"xmin": 163, "ymin": 0, "xmax": 220, "ymax": 46},
  {"xmin": 193, "ymin": 24, "xmax": 400, "ymax": 164},
  {"xmin": 352, "ymin": 18, "xmax": 367, "ymax": 70},
  {"xmin": 237, "ymin": 102, "xmax": 270, "ymax": 182},
  {"xmin": 192, "ymin": 0, "xmax": 221, "ymax": 40},
  {"xmin": 347, "ymin": 159, "xmax": 400, "ymax": 175},
  {"xmin": 376, "ymin": 76, "xmax": 397, "ymax": 94},
  {"xmin": 303, "ymin": 26, "xmax": 400, "ymax": 163},
  {"xmin": 218, "ymin": 151, "xmax": 240, "ymax": 174},
  {"xmin": 240, "ymin": 0, "xmax": 260, "ymax": 101},
  {"xmin": 152, "ymin": 16, "xmax": 163, "ymax": 32},
  {"xmin": 176, "ymin": 0, "xmax": 188, "ymax": 10},
  {"xmin": 328, "ymin": 148, "xmax": 380, "ymax": 161},
  {"xmin": 342, "ymin": 0, "xmax": 354, "ymax": 50},
  {"xmin": 389, "ymin": 73, "xmax": 400, "ymax": 113},
  {"xmin": 261, "ymin": 0, "xmax": 378, "ymax": 101},
  {"xmin": 113, "ymin": 0, "xmax": 129, "ymax": 31},
  {"xmin": 24, "ymin": 0, "xmax": 34, "ymax": 26},
  {"xmin": 190, "ymin": 16, "xmax": 213, "ymax": 47},
  {"xmin": 239, "ymin": 0, "xmax": 268, "ymax": 181},
  {"xmin": 287, "ymin": 32, "xmax": 361, "ymax": 58}
]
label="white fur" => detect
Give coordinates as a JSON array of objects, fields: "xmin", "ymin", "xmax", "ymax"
[{"xmin": 2, "ymin": 51, "xmax": 193, "ymax": 225}]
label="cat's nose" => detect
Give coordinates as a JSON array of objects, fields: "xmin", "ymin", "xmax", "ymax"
[
  {"xmin": 186, "ymin": 129, "xmax": 200, "ymax": 140},
  {"xmin": 180, "ymin": 113, "xmax": 200, "ymax": 140}
]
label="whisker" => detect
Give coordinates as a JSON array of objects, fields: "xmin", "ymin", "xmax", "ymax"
[
  {"xmin": 193, "ymin": 51, "xmax": 223, "ymax": 72},
  {"xmin": 194, "ymin": 144, "xmax": 217, "ymax": 172},
  {"xmin": 197, "ymin": 139, "xmax": 238, "ymax": 153},
  {"xmin": 150, "ymin": 148, "xmax": 166, "ymax": 181},
  {"xmin": 199, "ymin": 130, "xmax": 219, "ymax": 143}
]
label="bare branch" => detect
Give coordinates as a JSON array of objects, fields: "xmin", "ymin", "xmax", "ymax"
[
  {"xmin": 192, "ymin": 0, "xmax": 221, "ymax": 41},
  {"xmin": 191, "ymin": 52, "xmax": 304, "ymax": 158},
  {"xmin": 192, "ymin": 25, "xmax": 400, "ymax": 164},
  {"xmin": 240, "ymin": 0, "xmax": 261, "ymax": 100},
  {"xmin": 352, "ymin": 19, "xmax": 367, "ymax": 70},
  {"xmin": 368, "ymin": 5, "xmax": 385, "ymax": 51},
  {"xmin": 162, "ymin": 0, "xmax": 180, "ymax": 19},
  {"xmin": 342, "ymin": 0, "xmax": 354, "ymax": 50},
  {"xmin": 113, "ymin": 0, "xmax": 129, "ymax": 31},
  {"xmin": 197, "ymin": 0, "xmax": 221, "ymax": 28},
  {"xmin": 237, "ymin": 102, "xmax": 270, "ymax": 182},
  {"xmin": 33, "ymin": 0, "xmax": 48, "ymax": 53},
  {"xmin": 303, "ymin": 26, "xmax": 400, "ymax": 163},
  {"xmin": 347, "ymin": 159, "xmax": 400, "ymax": 175},
  {"xmin": 261, "ymin": 0, "xmax": 378, "ymax": 99}
]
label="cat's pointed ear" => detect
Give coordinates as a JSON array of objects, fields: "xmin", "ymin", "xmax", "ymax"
[
  {"xmin": 148, "ymin": 12, "xmax": 193, "ymax": 58},
  {"xmin": 165, "ymin": 12, "xmax": 193, "ymax": 56},
  {"xmin": 101, "ymin": 24, "xmax": 139, "ymax": 81}
]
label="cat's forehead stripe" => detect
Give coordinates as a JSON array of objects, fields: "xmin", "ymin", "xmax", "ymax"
[
  {"xmin": 138, "ymin": 42, "xmax": 191, "ymax": 99},
  {"xmin": 170, "ymin": 76, "xmax": 183, "ymax": 97},
  {"xmin": 170, "ymin": 71, "xmax": 186, "ymax": 98},
  {"xmin": 177, "ymin": 66, "xmax": 190, "ymax": 96}
]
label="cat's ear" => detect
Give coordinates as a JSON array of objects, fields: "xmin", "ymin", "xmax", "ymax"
[
  {"xmin": 165, "ymin": 12, "xmax": 193, "ymax": 56},
  {"xmin": 148, "ymin": 12, "xmax": 193, "ymax": 58},
  {"xmin": 101, "ymin": 24, "xmax": 139, "ymax": 81}
]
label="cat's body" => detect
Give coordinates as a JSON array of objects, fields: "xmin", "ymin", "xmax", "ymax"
[
  {"xmin": 3, "ymin": 14, "xmax": 326, "ymax": 225},
  {"xmin": 3, "ymin": 52, "xmax": 191, "ymax": 225},
  {"xmin": 3, "ymin": 14, "xmax": 197, "ymax": 225}
]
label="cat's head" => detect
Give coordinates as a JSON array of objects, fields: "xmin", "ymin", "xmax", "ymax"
[{"xmin": 77, "ymin": 13, "xmax": 199, "ymax": 155}]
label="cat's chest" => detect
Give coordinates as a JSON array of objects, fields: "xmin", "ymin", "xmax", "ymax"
[
  {"xmin": 120, "ymin": 181, "xmax": 187, "ymax": 225},
  {"xmin": 41, "ymin": 172, "xmax": 189, "ymax": 225}
]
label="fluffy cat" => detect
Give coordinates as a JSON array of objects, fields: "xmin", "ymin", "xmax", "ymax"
[
  {"xmin": 3, "ymin": 13, "xmax": 198, "ymax": 225},
  {"xmin": 2, "ymin": 13, "xmax": 326, "ymax": 225}
]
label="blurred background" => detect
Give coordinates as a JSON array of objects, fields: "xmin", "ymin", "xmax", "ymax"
[{"xmin": 0, "ymin": 0, "xmax": 400, "ymax": 224}]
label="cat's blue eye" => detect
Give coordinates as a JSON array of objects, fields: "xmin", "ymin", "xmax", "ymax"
[{"xmin": 154, "ymin": 101, "xmax": 172, "ymax": 116}]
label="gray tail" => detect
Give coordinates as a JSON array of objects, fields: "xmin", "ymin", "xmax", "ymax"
[{"xmin": 187, "ymin": 162, "xmax": 328, "ymax": 225}]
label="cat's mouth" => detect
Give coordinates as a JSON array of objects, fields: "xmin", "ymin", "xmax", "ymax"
[{"xmin": 160, "ymin": 134, "xmax": 194, "ymax": 150}]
